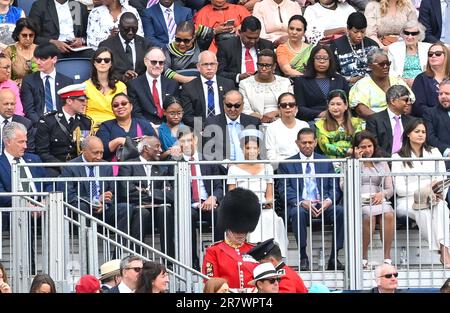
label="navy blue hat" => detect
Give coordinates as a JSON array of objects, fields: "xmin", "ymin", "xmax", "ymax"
[{"xmin": 247, "ymin": 238, "xmax": 277, "ymax": 261}]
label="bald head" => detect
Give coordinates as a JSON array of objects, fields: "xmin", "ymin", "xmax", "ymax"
[
  {"xmin": 197, "ymin": 50, "xmax": 218, "ymax": 80},
  {"xmin": 81, "ymin": 136, "xmax": 104, "ymax": 162},
  {"xmin": 0, "ymin": 88, "xmax": 16, "ymax": 119}
]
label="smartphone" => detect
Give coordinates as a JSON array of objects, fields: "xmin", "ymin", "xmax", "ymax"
[
  {"xmin": 314, "ymin": 202, "xmax": 322, "ymax": 210},
  {"xmin": 225, "ymin": 19, "xmax": 235, "ymax": 27}
]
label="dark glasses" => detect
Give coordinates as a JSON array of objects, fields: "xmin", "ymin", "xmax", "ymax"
[
  {"xmin": 380, "ymin": 272, "xmax": 398, "ymax": 279},
  {"xmin": 112, "ymin": 101, "xmax": 129, "ymax": 108},
  {"xmin": 122, "ymin": 26, "xmax": 138, "ymax": 33},
  {"xmin": 403, "ymin": 30, "xmax": 420, "ymax": 36},
  {"xmin": 225, "ymin": 102, "xmax": 241, "ymax": 109},
  {"xmin": 175, "ymin": 37, "xmax": 193, "ymax": 44},
  {"xmin": 125, "ymin": 267, "xmax": 142, "ymax": 273},
  {"xmin": 149, "ymin": 60, "xmax": 165, "ymax": 66},
  {"xmin": 265, "ymin": 278, "xmax": 281, "ymax": 284},
  {"xmin": 428, "ymin": 51, "xmax": 444, "ymax": 57},
  {"xmin": 279, "ymin": 102, "xmax": 296, "ymax": 109},
  {"xmin": 373, "ymin": 61, "xmax": 391, "ymax": 67},
  {"xmin": 94, "ymin": 57, "xmax": 111, "ymax": 64},
  {"xmin": 20, "ymin": 33, "xmax": 34, "ymax": 38},
  {"xmin": 256, "ymin": 62, "xmax": 274, "ymax": 69}
]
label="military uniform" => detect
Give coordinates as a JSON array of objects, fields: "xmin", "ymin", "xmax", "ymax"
[
  {"xmin": 275, "ymin": 261, "xmax": 308, "ymax": 293},
  {"xmin": 202, "ymin": 239, "xmax": 258, "ymax": 289},
  {"xmin": 35, "ymin": 111, "xmax": 93, "ymax": 164}
]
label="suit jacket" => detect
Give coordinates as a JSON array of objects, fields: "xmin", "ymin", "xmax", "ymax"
[
  {"xmin": 197, "ymin": 162, "xmax": 224, "ymax": 202},
  {"xmin": 179, "ymin": 75, "xmax": 236, "ymax": 127},
  {"xmin": 411, "ymin": 72, "xmax": 440, "ymax": 118},
  {"xmin": 117, "ymin": 158, "xmax": 174, "ymax": 204},
  {"xmin": 0, "ymin": 153, "xmax": 49, "ymax": 207},
  {"xmin": 418, "ymin": 0, "xmax": 442, "ymax": 43},
  {"xmin": 277, "ymin": 153, "xmax": 339, "ymax": 211},
  {"xmin": 366, "ymin": 109, "xmax": 414, "ymax": 157},
  {"xmin": 202, "ymin": 113, "xmax": 261, "ymax": 161},
  {"xmin": 21, "ymin": 72, "xmax": 74, "ymax": 126},
  {"xmin": 29, "ymin": 0, "xmax": 89, "ymax": 44},
  {"xmin": 128, "ymin": 74, "xmax": 179, "ymax": 125},
  {"xmin": 107, "ymin": 285, "xmax": 120, "ymax": 293},
  {"xmin": 388, "ymin": 41, "xmax": 431, "ymax": 77},
  {"xmin": 59, "ymin": 155, "xmax": 114, "ymax": 206},
  {"xmin": 423, "ymin": 105, "xmax": 450, "ymax": 165},
  {"xmin": 142, "ymin": 3, "xmax": 193, "ymax": 48},
  {"xmin": 98, "ymin": 34, "xmax": 150, "ymax": 80},
  {"xmin": 293, "ymin": 74, "xmax": 350, "ymax": 121},
  {"xmin": 216, "ymin": 36, "xmax": 275, "ymax": 82},
  {"xmin": 11, "ymin": 115, "xmax": 35, "ymax": 153}
]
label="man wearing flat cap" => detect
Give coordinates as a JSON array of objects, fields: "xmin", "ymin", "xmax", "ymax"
[
  {"xmin": 247, "ymin": 238, "xmax": 308, "ymax": 293},
  {"xmin": 35, "ymin": 83, "xmax": 93, "ymax": 176},
  {"xmin": 202, "ymin": 188, "xmax": 260, "ymax": 292}
]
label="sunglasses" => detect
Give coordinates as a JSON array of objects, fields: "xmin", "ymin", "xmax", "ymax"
[
  {"xmin": 265, "ymin": 278, "xmax": 281, "ymax": 284},
  {"xmin": 20, "ymin": 33, "xmax": 34, "ymax": 38},
  {"xmin": 428, "ymin": 51, "xmax": 445, "ymax": 57},
  {"xmin": 403, "ymin": 30, "xmax": 420, "ymax": 36},
  {"xmin": 225, "ymin": 102, "xmax": 241, "ymax": 109},
  {"xmin": 149, "ymin": 60, "xmax": 165, "ymax": 66},
  {"xmin": 379, "ymin": 272, "xmax": 398, "ymax": 279},
  {"xmin": 125, "ymin": 267, "xmax": 142, "ymax": 273},
  {"xmin": 122, "ymin": 26, "xmax": 138, "ymax": 33},
  {"xmin": 396, "ymin": 96, "xmax": 411, "ymax": 103},
  {"xmin": 279, "ymin": 102, "xmax": 296, "ymax": 109},
  {"xmin": 112, "ymin": 101, "xmax": 129, "ymax": 108},
  {"xmin": 175, "ymin": 37, "xmax": 193, "ymax": 44},
  {"xmin": 256, "ymin": 62, "xmax": 274, "ymax": 69},
  {"xmin": 94, "ymin": 57, "xmax": 111, "ymax": 64},
  {"xmin": 313, "ymin": 56, "xmax": 331, "ymax": 61},
  {"xmin": 373, "ymin": 61, "xmax": 391, "ymax": 67}
]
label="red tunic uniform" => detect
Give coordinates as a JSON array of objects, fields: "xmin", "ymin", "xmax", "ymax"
[
  {"xmin": 276, "ymin": 262, "xmax": 308, "ymax": 293},
  {"xmin": 202, "ymin": 240, "xmax": 258, "ymax": 289}
]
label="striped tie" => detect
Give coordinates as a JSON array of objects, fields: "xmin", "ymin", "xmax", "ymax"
[
  {"xmin": 146, "ymin": 0, "xmax": 158, "ymax": 8},
  {"xmin": 165, "ymin": 8, "xmax": 176, "ymax": 42}
]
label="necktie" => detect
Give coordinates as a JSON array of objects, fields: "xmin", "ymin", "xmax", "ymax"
[
  {"xmin": 244, "ymin": 47, "xmax": 255, "ymax": 73},
  {"xmin": 165, "ymin": 8, "xmax": 176, "ymax": 42},
  {"xmin": 392, "ymin": 115, "xmax": 402, "ymax": 154},
  {"xmin": 14, "ymin": 157, "xmax": 29, "ymax": 191},
  {"xmin": 229, "ymin": 121, "xmax": 244, "ymax": 161},
  {"xmin": 205, "ymin": 80, "xmax": 215, "ymax": 117},
  {"xmin": 190, "ymin": 157, "xmax": 199, "ymax": 203},
  {"xmin": 0, "ymin": 119, "xmax": 8, "ymax": 155},
  {"xmin": 125, "ymin": 41, "xmax": 133, "ymax": 68},
  {"xmin": 44, "ymin": 75, "xmax": 53, "ymax": 113},
  {"xmin": 278, "ymin": 6, "xmax": 283, "ymax": 23},
  {"xmin": 68, "ymin": 116, "xmax": 74, "ymax": 126},
  {"xmin": 146, "ymin": 0, "xmax": 157, "ymax": 8},
  {"xmin": 152, "ymin": 79, "xmax": 163, "ymax": 118},
  {"xmin": 305, "ymin": 162, "xmax": 318, "ymax": 200},
  {"xmin": 444, "ymin": 0, "xmax": 450, "ymax": 45},
  {"xmin": 88, "ymin": 166, "xmax": 99, "ymax": 201}
]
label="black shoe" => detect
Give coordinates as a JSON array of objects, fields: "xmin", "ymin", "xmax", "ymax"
[
  {"xmin": 300, "ymin": 258, "xmax": 310, "ymax": 271},
  {"xmin": 327, "ymin": 259, "xmax": 345, "ymax": 271}
]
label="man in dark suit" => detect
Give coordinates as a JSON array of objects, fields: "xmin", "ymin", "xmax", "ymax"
[
  {"xmin": 142, "ymin": 0, "xmax": 193, "ymax": 48},
  {"xmin": 423, "ymin": 78, "xmax": 450, "ymax": 169},
  {"xmin": 128, "ymin": 47, "xmax": 179, "ymax": 125},
  {"xmin": 418, "ymin": 0, "xmax": 449, "ymax": 44},
  {"xmin": 29, "ymin": 0, "xmax": 92, "ymax": 58},
  {"xmin": 99, "ymin": 12, "xmax": 151, "ymax": 82},
  {"xmin": 59, "ymin": 136, "xmax": 131, "ymax": 234},
  {"xmin": 203, "ymin": 89, "xmax": 261, "ymax": 164},
  {"xmin": 217, "ymin": 16, "xmax": 275, "ymax": 85},
  {"xmin": 35, "ymin": 83, "xmax": 93, "ymax": 177},
  {"xmin": 0, "ymin": 89, "xmax": 35, "ymax": 154},
  {"xmin": 366, "ymin": 85, "xmax": 413, "ymax": 157},
  {"xmin": 177, "ymin": 126, "xmax": 224, "ymax": 269},
  {"xmin": 118, "ymin": 135, "xmax": 175, "ymax": 257},
  {"xmin": 108, "ymin": 255, "xmax": 143, "ymax": 293},
  {"xmin": 278, "ymin": 128, "xmax": 344, "ymax": 271},
  {"xmin": 21, "ymin": 43, "xmax": 73, "ymax": 127},
  {"xmin": 180, "ymin": 50, "xmax": 236, "ymax": 128}
]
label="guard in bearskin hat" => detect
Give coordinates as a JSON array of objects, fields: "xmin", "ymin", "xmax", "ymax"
[{"xmin": 202, "ymin": 187, "xmax": 261, "ymax": 291}]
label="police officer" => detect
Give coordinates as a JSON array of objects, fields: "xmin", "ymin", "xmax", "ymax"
[
  {"xmin": 247, "ymin": 238, "xmax": 308, "ymax": 293},
  {"xmin": 35, "ymin": 83, "xmax": 93, "ymax": 176},
  {"xmin": 202, "ymin": 188, "xmax": 260, "ymax": 292}
]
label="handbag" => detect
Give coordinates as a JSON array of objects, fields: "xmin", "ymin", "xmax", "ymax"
[
  {"xmin": 380, "ymin": 35, "xmax": 399, "ymax": 46},
  {"xmin": 115, "ymin": 136, "xmax": 140, "ymax": 161}
]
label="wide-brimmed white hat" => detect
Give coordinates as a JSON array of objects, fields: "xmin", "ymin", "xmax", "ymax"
[
  {"xmin": 99, "ymin": 259, "xmax": 121, "ymax": 281},
  {"xmin": 248, "ymin": 263, "xmax": 282, "ymax": 286}
]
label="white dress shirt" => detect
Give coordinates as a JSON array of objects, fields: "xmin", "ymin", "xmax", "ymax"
[
  {"xmin": 146, "ymin": 72, "xmax": 163, "ymax": 106},
  {"xmin": 200, "ymin": 74, "xmax": 220, "ymax": 116},
  {"xmin": 55, "ymin": 0, "xmax": 75, "ymax": 41},
  {"xmin": 40, "ymin": 70, "xmax": 57, "ymax": 111},
  {"xmin": 239, "ymin": 42, "xmax": 257, "ymax": 80},
  {"xmin": 119, "ymin": 33, "xmax": 136, "ymax": 70},
  {"xmin": 183, "ymin": 152, "xmax": 208, "ymax": 206}
]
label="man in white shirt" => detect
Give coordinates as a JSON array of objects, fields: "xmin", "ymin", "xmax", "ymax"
[{"xmin": 108, "ymin": 256, "xmax": 143, "ymax": 293}]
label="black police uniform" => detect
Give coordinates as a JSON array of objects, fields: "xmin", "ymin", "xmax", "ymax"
[{"xmin": 35, "ymin": 111, "xmax": 93, "ymax": 175}]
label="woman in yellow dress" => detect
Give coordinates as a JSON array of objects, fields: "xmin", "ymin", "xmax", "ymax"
[{"xmin": 84, "ymin": 47, "xmax": 126, "ymax": 131}]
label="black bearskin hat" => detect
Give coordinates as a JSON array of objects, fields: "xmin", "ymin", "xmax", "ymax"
[{"xmin": 218, "ymin": 188, "xmax": 261, "ymax": 233}]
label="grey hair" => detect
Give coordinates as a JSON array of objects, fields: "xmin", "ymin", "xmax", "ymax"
[
  {"xmin": 119, "ymin": 255, "xmax": 142, "ymax": 275},
  {"xmin": 80, "ymin": 136, "xmax": 102, "ymax": 151},
  {"xmin": 145, "ymin": 46, "xmax": 165, "ymax": 59},
  {"xmin": 374, "ymin": 263, "xmax": 397, "ymax": 283},
  {"xmin": 401, "ymin": 20, "xmax": 426, "ymax": 42},
  {"xmin": 367, "ymin": 47, "xmax": 388, "ymax": 65},
  {"xmin": 137, "ymin": 135, "xmax": 159, "ymax": 154},
  {"xmin": 223, "ymin": 89, "xmax": 244, "ymax": 102},
  {"xmin": 440, "ymin": 77, "xmax": 450, "ymax": 87},
  {"xmin": 197, "ymin": 50, "xmax": 217, "ymax": 65},
  {"xmin": 2, "ymin": 121, "xmax": 27, "ymax": 141},
  {"xmin": 386, "ymin": 84, "xmax": 410, "ymax": 104}
]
